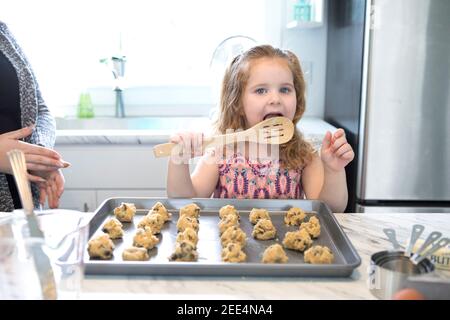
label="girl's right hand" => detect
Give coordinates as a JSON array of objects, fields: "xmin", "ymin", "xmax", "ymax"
[
  {"xmin": 169, "ymin": 132, "xmax": 204, "ymax": 163},
  {"xmin": 0, "ymin": 126, "xmax": 69, "ymax": 182}
]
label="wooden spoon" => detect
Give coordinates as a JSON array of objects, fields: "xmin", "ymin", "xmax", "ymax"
[{"xmin": 153, "ymin": 116, "xmax": 295, "ymax": 158}]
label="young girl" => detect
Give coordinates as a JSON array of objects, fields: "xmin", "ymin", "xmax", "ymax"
[{"xmin": 167, "ymin": 45, "xmax": 354, "ymax": 212}]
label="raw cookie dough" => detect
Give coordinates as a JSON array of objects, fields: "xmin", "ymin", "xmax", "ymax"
[
  {"xmin": 133, "ymin": 226, "xmax": 160, "ymax": 249},
  {"xmin": 122, "ymin": 246, "xmax": 150, "ymax": 261},
  {"xmin": 138, "ymin": 213, "xmax": 165, "ymax": 234},
  {"xmin": 252, "ymin": 218, "xmax": 276, "ymax": 240},
  {"xmin": 150, "ymin": 201, "xmax": 172, "ymax": 222},
  {"xmin": 177, "ymin": 215, "xmax": 199, "ymax": 232},
  {"xmin": 88, "ymin": 234, "xmax": 115, "ymax": 260},
  {"xmin": 220, "ymin": 226, "xmax": 247, "ymax": 247},
  {"xmin": 101, "ymin": 217, "xmax": 124, "ymax": 239},
  {"xmin": 169, "ymin": 240, "xmax": 198, "ymax": 262},
  {"xmin": 282, "ymin": 228, "xmax": 312, "ymax": 252},
  {"xmin": 219, "ymin": 205, "xmax": 240, "ymax": 220},
  {"xmin": 284, "ymin": 207, "xmax": 306, "ymax": 226},
  {"xmin": 113, "ymin": 202, "xmax": 136, "ymax": 223},
  {"xmin": 221, "ymin": 242, "xmax": 247, "ymax": 263},
  {"xmin": 179, "ymin": 203, "xmax": 200, "ymax": 219},
  {"xmin": 300, "ymin": 216, "xmax": 321, "ymax": 238},
  {"xmin": 249, "ymin": 208, "xmax": 270, "ymax": 224},
  {"xmin": 262, "ymin": 244, "xmax": 289, "ymax": 263},
  {"xmin": 218, "ymin": 214, "xmax": 240, "ymax": 235},
  {"xmin": 304, "ymin": 245, "xmax": 334, "ymax": 264},
  {"xmin": 176, "ymin": 227, "xmax": 199, "ymax": 247}
]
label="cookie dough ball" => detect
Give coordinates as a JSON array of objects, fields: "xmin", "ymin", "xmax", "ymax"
[
  {"xmin": 88, "ymin": 234, "xmax": 115, "ymax": 260},
  {"xmin": 304, "ymin": 245, "xmax": 334, "ymax": 264},
  {"xmin": 169, "ymin": 240, "xmax": 198, "ymax": 262},
  {"xmin": 113, "ymin": 202, "xmax": 136, "ymax": 223},
  {"xmin": 282, "ymin": 228, "xmax": 312, "ymax": 252},
  {"xmin": 220, "ymin": 226, "xmax": 247, "ymax": 248},
  {"xmin": 101, "ymin": 218, "xmax": 123, "ymax": 239},
  {"xmin": 252, "ymin": 218, "xmax": 276, "ymax": 240},
  {"xmin": 219, "ymin": 205, "xmax": 240, "ymax": 220},
  {"xmin": 249, "ymin": 208, "xmax": 270, "ymax": 224},
  {"xmin": 177, "ymin": 215, "xmax": 199, "ymax": 232},
  {"xmin": 179, "ymin": 203, "xmax": 200, "ymax": 219},
  {"xmin": 176, "ymin": 227, "xmax": 199, "ymax": 247},
  {"xmin": 133, "ymin": 226, "xmax": 160, "ymax": 250},
  {"xmin": 150, "ymin": 201, "xmax": 172, "ymax": 222},
  {"xmin": 300, "ymin": 216, "xmax": 321, "ymax": 238},
  {"xmin": 138, "ymin": 213, "xmax": 165, "ymax": 234},
  {"xmin": 218, "ymin": 214, "xmax": 240, "ymax": 235},
  {"xmin": 221, "ymin": 243, "xmax": 247, "ymax": 263},
  {"xmin": 262, "ymin": 244, "xmax": 289, "ymax": 263},
  {"xmin": 284, "ymin": 207, "xmax": 306, "ymax": 226},
  {"xmin": 122, "ymin": 246, "xmax": 150, "ymax": 261}
]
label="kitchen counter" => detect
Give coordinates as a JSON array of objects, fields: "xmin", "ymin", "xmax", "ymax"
[
  {"xmin": 79, "ymin": 213, "xmax": 450, "ymax": 300},
  {"xmin": 55, "ymin": 116, "xmax": 336, "ymax": 146}
]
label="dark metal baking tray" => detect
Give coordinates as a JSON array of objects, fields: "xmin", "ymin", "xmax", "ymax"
[{"xmin": 85, "ymin": 197, "xmax": 361, "ymax": 277}]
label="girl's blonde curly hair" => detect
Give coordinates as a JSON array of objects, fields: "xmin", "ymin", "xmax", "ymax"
[{"xmin": 214, "ymin": 44, "xmax": 314, "ymax": 169}]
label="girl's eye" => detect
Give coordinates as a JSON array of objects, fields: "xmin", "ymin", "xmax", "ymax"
[
  {"xmin": 255, "ymin": 88, "xmax": 267, "ymax": 94},
  {"xmin": 280, "ymin": 87, "xmax": 291, "ymax": 93}
]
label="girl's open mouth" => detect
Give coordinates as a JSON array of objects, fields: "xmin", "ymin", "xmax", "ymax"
[{"xmin": 263, "ymin": 113, "xmax": 284, "ymax": 121}]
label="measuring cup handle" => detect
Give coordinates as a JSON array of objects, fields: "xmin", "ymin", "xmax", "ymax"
[{"xmin": 405, "ymin": 224, "xmax": 425, "ymax": 257}]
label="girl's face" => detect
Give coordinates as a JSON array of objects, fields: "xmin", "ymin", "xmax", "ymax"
[{"xmin": 242, "ymin": 57, "xmax": 297, "ymax": 128}]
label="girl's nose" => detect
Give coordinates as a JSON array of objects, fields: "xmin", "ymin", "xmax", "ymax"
[{"xmin": 268, "ymin": 92, "xmax": 281, "ymax": 105}]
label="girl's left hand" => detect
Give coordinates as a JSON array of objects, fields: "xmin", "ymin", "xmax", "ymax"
[{"xmin": 320, "ymin": 129, "xmax": 355, "ymax": 172}]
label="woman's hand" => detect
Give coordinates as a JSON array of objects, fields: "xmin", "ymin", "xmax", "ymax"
[
  {"xmin": 169, "ymin": 132, "xmax": 204, "ymax": 164},
  {"xmin": 37, "ymin": 170, "xmax": 65, "ymax": 209},
  {"xmin": 320, "ymin": 129, "xmax": 355, "ymax": 172},
  {"xmin": 0, "ymin": 126, "xmax": 69, "ymax": 182}
]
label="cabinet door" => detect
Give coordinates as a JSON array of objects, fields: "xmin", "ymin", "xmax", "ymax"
[
  {"xmin": 96, "ymin": 189, "xmax": 166, "ymax": 206},
  {"xmin": 57, "ymin": 145, "xmax": 168, "ymax": 189},
  {"xmin": 58, "ymin": 190, "xmax": 97, "ymax": 212}
]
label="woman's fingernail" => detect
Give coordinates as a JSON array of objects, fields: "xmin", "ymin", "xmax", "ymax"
[{"xmin": 62, "ymin": 161, "xmax": 71, "ymax": 168}]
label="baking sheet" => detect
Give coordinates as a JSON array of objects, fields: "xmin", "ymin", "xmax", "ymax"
[{"xmin": 85, "ymin": 198, "xmax": 361, "ymax": 277}]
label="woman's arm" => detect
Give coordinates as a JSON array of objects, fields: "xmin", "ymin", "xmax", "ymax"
[{"xmin": 32, "ymin": 86, "xmax": 56, "ymax": 149}]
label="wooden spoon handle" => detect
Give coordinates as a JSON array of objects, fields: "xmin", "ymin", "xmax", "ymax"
[
  {"xmin": 152, "ymin": 139, "xmax": 222, "ymax": 158},
  {"xmin": 153, "ymin": 132, "xmax": 241, "ymax": 158},
  {"xmin": 153, "ymin": 143, "xmax": 175, "ymax": 157}
]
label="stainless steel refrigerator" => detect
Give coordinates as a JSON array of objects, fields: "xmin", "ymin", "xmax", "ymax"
[{"xmin": 324, "ymin": 0, "xmax": 450, "ymax": 213}]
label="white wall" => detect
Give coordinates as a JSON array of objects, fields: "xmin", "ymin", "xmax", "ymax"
[{"xmin": 281, "ymin": 0, "xmax": 328, "ymax": 118}]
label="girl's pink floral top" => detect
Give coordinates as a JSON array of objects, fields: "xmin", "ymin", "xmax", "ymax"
[{"xmin": 213, "ymin": 153, "xmax": 305, "ymax": 199}]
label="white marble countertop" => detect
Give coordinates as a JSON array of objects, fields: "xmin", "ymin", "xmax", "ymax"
[
  {"xmin": 55, "ymin": 116, "xmax": 336, "ymax": 145},
  {"xmin": 80, "ymin": 213, "xmax": 450, "ymax": 300}
]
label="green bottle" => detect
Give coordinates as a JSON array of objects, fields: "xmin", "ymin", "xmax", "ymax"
[{"xmin": 77, "ymin": 92, "xmax": 95, "ymax": 118}]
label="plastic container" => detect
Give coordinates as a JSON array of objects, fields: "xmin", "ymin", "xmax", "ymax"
[
  {"xmin": 294, "ymin": 0, "xmax": 312, "ymax": 22},
  {"xmin": 0, "ymin": 210, "xmax": 89, "ymax": 299}
]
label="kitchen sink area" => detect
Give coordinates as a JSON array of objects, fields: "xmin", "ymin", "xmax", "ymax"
[
  {"xmin": 54, "ymin": 116, "xmax": 332, "ymax": 147},
  {"xmin": 56, "ymin": 116, "xmax": 212, "ymax": 131}
]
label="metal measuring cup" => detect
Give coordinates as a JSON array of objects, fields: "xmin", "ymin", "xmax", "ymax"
[{"xmin": 369, "ymin": 224, "xmax": 450, "ymax": 299}]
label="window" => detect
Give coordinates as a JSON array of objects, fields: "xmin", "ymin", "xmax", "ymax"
[{"xmin": 3, "ymin": 0, "xmax": 280, "ymax": 116}]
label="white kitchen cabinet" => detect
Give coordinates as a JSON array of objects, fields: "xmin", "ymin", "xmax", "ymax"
[
  {"xmin": 58, "ymin": 190, "xmax": 97, "ymax": 212},
  {"xmin": 57, "ymin": 145, "xmax": 167, "ymax": 189},
  {"xmin": 56, "ymin": 144, "xmax": 169, "ymax": 211},
  {"xmin": 96, "ymin": 189, "xmax": 166, "ymax": 205}
]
